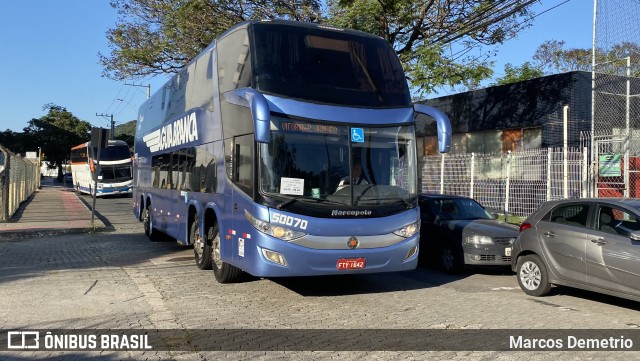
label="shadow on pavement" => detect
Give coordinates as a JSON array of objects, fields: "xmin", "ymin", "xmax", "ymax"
[
  {"xmin": 0, "ymin": 232, "xmax": 191, "ymax": 285},
  {"xmin": 269, "ymin": 266, "xmax": 472, "ymax": 296},
  {"xmin": 539, "ymin": 285, "xmax": 640, "ymax": 312}
]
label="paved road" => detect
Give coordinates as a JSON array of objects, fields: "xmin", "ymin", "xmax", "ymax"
[
  {"xmin": 1, "ymin": 195, "xmax": 639, "ymax": 360},
  {"xmin": 76, "ymin": 192, "xmax": 140, "ymax": 233}
]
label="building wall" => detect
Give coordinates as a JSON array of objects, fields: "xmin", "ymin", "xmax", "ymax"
[{"xmin": 420, "ymin": 71, "xmax": 594, "ymax": 155}]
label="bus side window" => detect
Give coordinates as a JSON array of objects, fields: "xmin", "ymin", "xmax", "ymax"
[
  {"xmin": 198, "ymin": 165, "xmax": 206, "ymax": 192},
  {"xmin": 151, "ymin": 155, "xmax": 160, "ymax": 188},
  {"xmin": 166, "ymin": 153, "xmax": 176, "ymax": 189},
  {"xmin": 192, "ymin": 146, "xmax": 216, "ymax": 193},
  {"xmin": 205, "ymin": 159, "xmax": 217, "ymax": 193},
  {"xmin": 233, "ymin": 134, "xmax": 254, "ymax": 196}
]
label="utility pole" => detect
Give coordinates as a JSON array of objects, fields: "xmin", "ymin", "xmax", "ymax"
[
  {"xmin": 125, "ymin": 83, "xmax": 151, "ymax": 98},
  {"xmin": 96, "ymin": 113, "xmax": 114, "ymax": 140}
]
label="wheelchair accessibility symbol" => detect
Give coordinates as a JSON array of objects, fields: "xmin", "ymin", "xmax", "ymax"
[{"xmin": 351, "ymin": 128, "xmax": 364, "ymax": 143}]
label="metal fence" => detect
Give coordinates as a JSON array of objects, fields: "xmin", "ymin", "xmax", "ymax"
[
  {"xmin": 590, "ymin": 0, "xmax": 640, "ymax": 198},
  {"xmin": 419, "ymin": 147, "xmax": 588, "ymax": 218},
  {"xmin": 0, "ymin": 145, "xmax": 40, "ymax": 222}
]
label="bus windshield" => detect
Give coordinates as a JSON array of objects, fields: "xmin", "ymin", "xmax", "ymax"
[
  {"xmin": 259, "ymin": 117, "xmax": 417, "ymax": 206},
  {"xmin": 100, "ymin": 164, "xmax": 132, "ymax": 183},
  {"xmin": 92, "ymin": 145, "xmax": 131, "ymax": 161},
  {"xmin": 253, "ymin": 23, "xmax": 411, "ymax": 107}
]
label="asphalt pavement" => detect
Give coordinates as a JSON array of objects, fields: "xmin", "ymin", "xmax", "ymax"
[{"xmin": 0, "ymin": 177, "xmax": 105, "ymax": 240}]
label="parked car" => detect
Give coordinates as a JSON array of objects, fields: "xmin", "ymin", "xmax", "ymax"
[
  {"xmin": 63, "ymin": 172, "xmax": 73, "ymax": 184},
  {"xmin": 512, "ymin": 198, "xmax": 640, "ymax": 302},
  {"xmin": 418, "ymin": 194, "xmax": 519, "ymax": 273}
]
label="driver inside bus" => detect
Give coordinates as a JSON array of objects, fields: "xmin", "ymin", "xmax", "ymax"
[{"xmin": 336, "ymin": 162, "xmax": 369, "ymax": 191}]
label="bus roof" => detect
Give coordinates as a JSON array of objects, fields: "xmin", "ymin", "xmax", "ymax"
[
  {"xmin": 71, "ymin": 139, "xmax": 128, "ymax": 150},
  {"xmin": 143, "ymin": 19, "xmax": 388, "ymax": 104}
]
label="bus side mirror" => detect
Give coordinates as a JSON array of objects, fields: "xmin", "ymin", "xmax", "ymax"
[
  {"xmin": 232, "ymin": 88, "xmax": 271, "ymax": 143},
  {"xmin": 413, "ymin": 104, "xmax": 452, "ymax": 153}
]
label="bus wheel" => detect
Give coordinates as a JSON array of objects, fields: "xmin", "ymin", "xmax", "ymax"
[
  {"xmin": 207, "ymin": 224, "xmax": 242, "ymax": 283},
  {"xmin": 191, "ymin": 220, "xmax": 212, "ymax": 270},
  {"xmin": 142, "ymin": 206, "xmax": 161, "ymax": 242}
]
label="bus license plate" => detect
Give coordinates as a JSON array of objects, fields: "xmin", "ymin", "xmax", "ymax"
[{"xmin": 337, "ymin": 258, "xmax": 366, "ymax": 270}]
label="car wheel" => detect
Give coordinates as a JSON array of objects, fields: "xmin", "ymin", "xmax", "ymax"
[
  {"xmin": 208, "ymin": 224, "xmax": 242, "ymax": 283},
  {"xmin": 191, "ymin": 220, "xmax": 212, "ymax": 270},
  {"xmin": 440, "ymin": 243, "xmax": 464, "ymax": 274},
  {"xmin": 142, "ymin": 206, "xmax": 161, "ymax": 242},
  {"xmin": 516, "ymin": 254, "xmax": 551, "ymax": 297}
]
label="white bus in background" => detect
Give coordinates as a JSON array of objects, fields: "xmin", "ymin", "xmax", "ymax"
[{"xmin": 70, "ymin": 140, "xmax": 133, "ymax": 196}]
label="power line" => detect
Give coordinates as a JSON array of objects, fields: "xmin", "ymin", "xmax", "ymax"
[
  {"xmin": 125, "ymin": 83, "xmax": 151, "ymax": 98},
  {"xmin": 96, "ymin": 113, "xmax": 114, "ymax": 140},
  {"xmin": 438, "ymin": 0, "xmax": 577, "ymax": 89},
  {"xmin": 448, "ymin": 0, "xmax": 574, "ymax": 63}
]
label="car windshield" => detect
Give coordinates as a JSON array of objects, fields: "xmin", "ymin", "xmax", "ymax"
[
  {"xmin": 432, "ymin": 198, "xmax": 492, "ymax": 221},
  {"xmin": 259, "ymin": 117, "xmax": 417, "ymax": 206}
]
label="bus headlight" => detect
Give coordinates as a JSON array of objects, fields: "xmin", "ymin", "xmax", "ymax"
[
  {"xmin": 393, "ymin": 221, "xmax": 420, "ymax": 238},
  {"xmin": 245, "ymin": 211, "xmax": 306, "ymax": 241}
]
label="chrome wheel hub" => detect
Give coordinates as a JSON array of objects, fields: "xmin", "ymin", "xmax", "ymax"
[
  {"xmin": 520, "ymin": 261, "xmax": 541, "ymax": 291},
  {"xmin": 193, "ymin": 225, "xmax": 204, "ymax": 259},
  {"xmin": 211, "ymin": 233, "xmax": 222, "ymax": 268}
]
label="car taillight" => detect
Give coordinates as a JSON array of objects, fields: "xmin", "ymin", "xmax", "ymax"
[{"xmin": 519, "ymin": 223, "xmax": 532, "ymax": 232}]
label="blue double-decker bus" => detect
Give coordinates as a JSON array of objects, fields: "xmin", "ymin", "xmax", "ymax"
[{"xmin": 133, "ymin": 20, "xmax": 451, "ymax": 283}]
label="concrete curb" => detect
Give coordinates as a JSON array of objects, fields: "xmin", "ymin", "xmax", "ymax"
[{"xmin": 0, "ymin": 226, "xmax": 109, "ymax": 242}]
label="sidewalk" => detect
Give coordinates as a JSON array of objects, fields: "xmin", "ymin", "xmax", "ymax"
[{"xmin": 0, "ymin": 178, "xmax": 105, "ymax": 240}]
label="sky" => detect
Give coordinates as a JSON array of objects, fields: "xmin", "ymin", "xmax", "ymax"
[{"xmin": 0, "ymin": 0, "xmax": 595, "ymax": 135}]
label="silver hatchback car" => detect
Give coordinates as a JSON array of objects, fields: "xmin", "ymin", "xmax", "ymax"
[{"xmin": 512, "ymin": 198, "xmax": 640, "ymax": 302}]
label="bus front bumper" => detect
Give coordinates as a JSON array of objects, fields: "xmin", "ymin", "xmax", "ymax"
[{"xmin": 230, "ymin": 233, "xmax": 419, "ymax": 278}]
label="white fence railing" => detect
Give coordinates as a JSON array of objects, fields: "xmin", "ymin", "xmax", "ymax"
[
  {"xmin": 0, "ymin": 145, "xmax": 40, "ymax": 222},
  {"xmin": 419, "ymin": 147, "xmax": 588, "ymax": 218}
]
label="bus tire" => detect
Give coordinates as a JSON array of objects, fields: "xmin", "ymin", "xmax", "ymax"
[
  {"xmin": 191, "ymin": 220, "xmax": 212, "ymax": 270},
  {"xmin": 207, "ymin": 223, "xmax": 242, "ymax": 283},
  {"xmin": 142, "ymin": 205, "xmax": 161, "ymax": 242}
]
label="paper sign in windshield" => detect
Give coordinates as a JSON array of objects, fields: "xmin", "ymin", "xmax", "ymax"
[{"xmin": 280, "ymin": 177, "xmax": 304, "ymax": 195}]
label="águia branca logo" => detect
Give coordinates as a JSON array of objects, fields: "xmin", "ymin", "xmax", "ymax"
[{"xmin": 143, "ymin": 113, "xmax": 198, "ymax": 153}]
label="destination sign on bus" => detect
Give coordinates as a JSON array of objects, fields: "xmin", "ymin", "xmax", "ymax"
[{"xmin": 281, "ymin": 122, "xmax": 339, "ymax": 135}]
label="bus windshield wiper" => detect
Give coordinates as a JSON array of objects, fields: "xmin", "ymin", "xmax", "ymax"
[
  {"xmin": 277, "ymin": 196, "xmax": 305, "ymax": 210},
  {"xmin": 357, "ymin": 197, "xmax": 415, "ymax": 208}
]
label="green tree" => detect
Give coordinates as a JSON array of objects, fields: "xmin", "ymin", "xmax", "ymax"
[
  {"xmin": 533, "ymin": 40, "xmax": 640, "ymax": 76},
  {"xmin": 328, "ymin": 0, "xmax": 537, "ymax": 94},
  {"xmin": 100, "ymin": 0, "xmax": 322, "ymax": 79},
  {"xmin": 493, "ymin": 61, "xmax": 543, "ymax": 85},
  {"xmin": 0, "ymin": 129, "xmax": 32, "ymax": 155},
  {"xmin": 24, "ymin": 104, "xmax": 91, "ymax": 180},
  {"xmin": 100, "ymin": 0, "xmax": 538, "ymax": 94},
  {"xmin": 533, "ymin": 40, "xmax": 591, "ymax": 73},
  {"xmin": 114, "ymin": 119, "xmax": 136, "ymax": 148}
]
